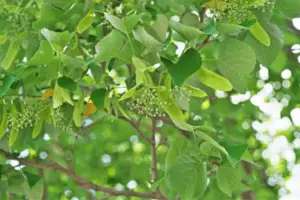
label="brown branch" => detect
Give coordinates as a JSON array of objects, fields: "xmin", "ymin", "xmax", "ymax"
[
  {"xmin": 40, "ymin": 169, "xmax": 47, "ymax": 200},
  {"xmin": 0, "ymin": 150, "xmax": 165, "ymax": 199},
  {"xmin": 151, "ymin": 118, "xmax": 158, "ymax": 182},
  {"xmin": 119, "ymin": 116, "xmax": 153, "ymax": 144}
]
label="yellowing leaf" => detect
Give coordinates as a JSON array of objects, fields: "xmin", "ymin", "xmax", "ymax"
[
  {"xmin": 41, "ymin": 89, "xmax": 54, "ymax": 100},
  {"xmin": 83, "ymin": 103, "xmax": 96, "ymax": 117},
  {"xmin": 249, "ymin": 21, "xmax": 271, "ymax": 47}
]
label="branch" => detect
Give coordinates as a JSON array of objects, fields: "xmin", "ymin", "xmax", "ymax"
[
  {"xmin": 0, "ymin": 150, "xmax": 165, "ymax": 199},
  {"xmin": 119, "ymin": 116, "xmax": 153, "ymax": 144},
  {"xmin": 151, "ymin": 118, "xmax": 158, "ymax": 182}
]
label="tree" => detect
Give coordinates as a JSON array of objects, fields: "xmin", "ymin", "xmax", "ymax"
[{"xmin": 0, "ymin": 0, "xmax": 299, "ymax": 199}]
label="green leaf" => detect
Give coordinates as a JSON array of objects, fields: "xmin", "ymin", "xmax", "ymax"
[
  {"xmin": 32, "ymin": 118, "xmax": 44, "ymax": 139},
  {"xmin": 150, "ymin": 14, "xmax": 169, "ymax": 42},
  {"xmin": 53, "ymin": 82, "xmax": 73, "ymax": 108},
  {"xmin": 0, "ymin": 74, "xmax": 18, "ymax": 97},
  {"xmin": 217, "ymin": 39, "xmax": 256, "ymax": 93},
  {"xmin": 249, "ymin": 21, "xmax": 270, "ymax": 47},
  {"xmin": 9, "ymin": 103, "xmax": 19, "ymax": 147},
  {"xmin": 198, "ymin": 67, "xmax": 233, "ymax": 91},
  {"xmin": 216, "ymin": 23, "xmax": 247, "ymax": 34},
  {"xmin": 220, "ymin": 141, "xmax": 248, "ymax": 167},
  {"xmin": 41, "ymin": 28, "xmax": 74, "ymax": 53},
  {"xmin": 91, "ymin": 89, "xmax": 106, "ymax": 109},
  {"xmin": 165, "ymin": 135, "xmax": 187, "ymax": 171},
  {"xmin": 133, "ymin": 26, "xmax": 164, "ymax": 52},
  {"xmin": 73, "ymin": 96, "xmax": 84, "ymax": 127},
  {"xmin": 163, "ymin": 49, "xmax": 202, "ymax": 86},
  {"xmin": 124, "ymin": 14, "xmax": 144, "ymax": 32},
  {"xmin": 77, "ymin": 7, "xmax": 94, "ymax": 34},
  {"xmin": 0, "ymin": 180, "xmax": 8, "ymax": 200},
  {"xmin": 95, "ymin": 30, "xmax": 125, "ymax": 62},
  {"xmin": 0, "ymin": 103, "xmax": 8, "ymax": 139},
  {"xmin": 105, "ymin": 12, "xmax": 127, "ymax": 33},
  {"xmin": 24, "ymin": 172, "xmax": 41, "ymax": 189},
  {"xmin": 216, "ymin": 163, "xmax": 243, "ymax": 197},
  {"xmin": 29, "ymin": 41, "xmax": 54, "ymax": 65},
  {"xmin": 1, "ymin": 41, "xmax": 20, "ymax": 70},
  {"xmin": 169, "ymin": 20, "xmax": 203, "ymax": 41},
  {"xmin": 8, "ymin": 172, "xmax": 26, "ymax": 194},
  {"xmin": 194, "ymin": 130, "xmax": 228, "ymax": 155},
  {"xmin": 275, "ymin": 0, "xmax": 300, "ymax": 18},
  {"xmin": 245, "ymin": 22, "xmax": 284, "ymax": 67},
  {"xmin": 204, "ymin": 180, "xmax": 231, "ymax": 200},
  {"xmin": 184, "ymin": 85, "xmax": 207, "ymax": 98},
  {"xmin": 200, "ymin": 141, "xmax": 221, "ymax": 158},
  {"xmin": 157, "ymin": 89, "xmax": 192, "ymax": 131},
  {"xmin": 57, "ymin": 76, "xmax": 77, "ymax": 92},
  {"xmin": 120, "ymin": 84, "xmax": 141, "ymax": 101},
  {"xmin": 166, "ymin": 149, "xmax": 207, "ymax": 199},
  {"xmin": 132, "ymin": 57, "xmax": 154, "ymax": 86}
]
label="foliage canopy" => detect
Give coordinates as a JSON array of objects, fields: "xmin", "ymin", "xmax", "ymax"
[{"xmin": 0, "ymin": 0, "xmax": 300, "ymax": 199}]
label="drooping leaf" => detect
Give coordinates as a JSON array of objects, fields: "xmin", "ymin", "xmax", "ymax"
[
  {"xmin": 220, "ymin": 141, "xmax": 248, "ymax": 167},
  {"xmin": 91, "ymin": 89, "xmax": 106, "ymax": 109},
  {"xmin": 0, "ymin": 74, "xmax": 18, "ymax": 97},
  {"xmin": 217, "ymin": 39, "xmax": 256, "ymax": 93},
  {"xmin": 41, "ymin": 28, "xmax": 74, "ymax": 53},
  {"xmin": 32, "ymin": 118, "xmax": 44, "ymax": 139},
  {"xmin": 184, "ymin": 85, "xmax": 207, "ymax": 98},
  {"xmin": 77, "ymin": 7, "xmax": 94, "ymax": 34},
  {"xmin": 194, "ymin": 130, "xmax": 228, "ymax": 155},
  {"xmin": 157, "ymin": 89, "xmax": 192, "ymax": 131},
  {"xmin": 53, "ymin": 82, "xmax": 73, "ymax": 108},
  {"xmin": 0, "ymin": 103, "xmax": 8, "ymax": 139},
  {"xmin": 249, "ymin": 21, "xmax": 270, "ymax": 47},
  {"xmin": 9, "ymin": 102, "xmax": 19, "ymax": 147},
  {"xmin": 198, "ymin": 67, "xmax": 233, "ymax": 91},
  {"xmin": 163, "ymin": 49, "xmax": 202, "ymax": 86},
  {"xmin": 73, "ymin": 96, "xmax": 84, "ymax": 127},
  {"xmin": 1, "ymin": 41, "xmax": 20, "ymax": 70}
]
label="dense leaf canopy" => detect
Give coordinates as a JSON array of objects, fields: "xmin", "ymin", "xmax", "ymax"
[{"xmin": 0, "ymin": 0, "xmax": 300, "ymax": 199}]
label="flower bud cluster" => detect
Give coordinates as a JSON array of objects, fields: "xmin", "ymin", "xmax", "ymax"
[
  {"xmin": 127, "ymin": 88, "xmax": 166, "ymax": 118},
  {"xmin": 51, "ymin": 109, "xmax": 74, "ymax": 133},
  {"xmin": 171, "ymin": 86, "xmax": 192, "ymax": 102},
  {"xmin": 214, "ymin": 0, "xmax": 275, "ymax": 24},
  {"xmin": 8, "ymin": 104, "xmax": 41, "ymax": 131}
]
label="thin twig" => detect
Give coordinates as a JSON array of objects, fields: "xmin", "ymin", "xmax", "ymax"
[
  {"xmin": 0, "ymin": 149, "xmax": 164, "ymax": 199},
  {"xmin": 151, "ymin": 118, "xmax": 158, "ymax": 182}
]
